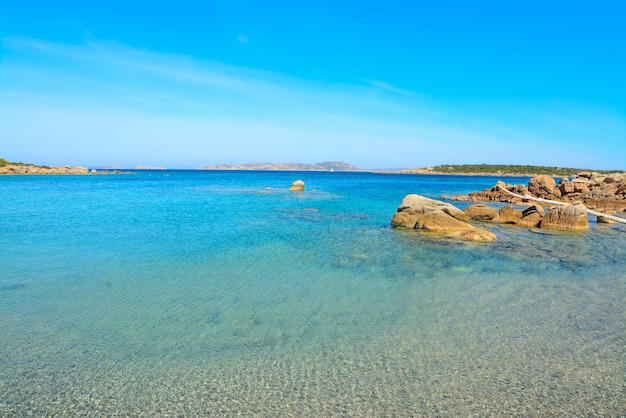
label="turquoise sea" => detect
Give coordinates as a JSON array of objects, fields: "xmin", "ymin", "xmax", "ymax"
[{"xmin": 1, "ymin": 171, "xmax": 624, "ymax": 416}]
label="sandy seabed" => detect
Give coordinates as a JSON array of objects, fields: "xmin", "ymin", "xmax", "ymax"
[
  {"xmin": 2, "ymin": 170, "xmax": 625, "ymax": 416},
  {"xmin": 2, "ymin": 295, "xmax": 623, "ymax": 417}
]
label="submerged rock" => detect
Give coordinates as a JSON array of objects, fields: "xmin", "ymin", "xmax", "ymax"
[
  {"xmin": 597, "ymin": 215, "xmax": 618, "ymax": 224},
  {"xmin": 595, "ymin": 209, "xmax": 619, "ymax": 224},
  {"xmin": 459, "ymin": 229, "xmax": 500, "ymax": 242},
  {"xmin": 391, "ymin": 194, "xmax": 497, "ymax": 242}
]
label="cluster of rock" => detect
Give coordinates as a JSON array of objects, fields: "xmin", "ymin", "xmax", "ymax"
[
  {"xmin": 391, "ymin": 194, "xmax": 498, "ymax": 242},
  {"xmin": 0, "ymin": 164, "xmax": 94, "ymax": 175},
  {"xmin": 391, "ymin": 192, "xmax": 603, "ymax": 243},
  {"xmin": 452, "ymin": 172, "xmax": 626, "ymax": 213},
  {"xmin": 463, "ymin": 202, "xmax": 590, "ymax": 230}
]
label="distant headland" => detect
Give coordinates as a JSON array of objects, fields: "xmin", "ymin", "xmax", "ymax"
[{"xmin": 0, "ymin": 158, "xmax": 127, "ymax": 175}]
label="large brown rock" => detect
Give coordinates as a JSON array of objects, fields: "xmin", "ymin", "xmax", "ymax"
[
  {"xmin": 540, "ymin": 202, "xmax": 589, "ymax": 230},
  {"xmin": 390, "ymin": 212, "xmax": 419, "ymax": 228},
  {"xmin": 492, "ymin": 205, "xmax": 523, "ymax": 224},
  {"xmin": 523, "ymin": 204, "xmax": 544, "ymax": 217},
  {"xmin": 415, "ymin": 211, "xmax": 475, "ymax": 233},
  {"xmin": 392, "ymin": 194, "xmax": 496, "ymax": 242},
  {"xmin": 604, "ymin": 173, "xmax": 624, "ymax": 183},
  {"xmin": 517, "ymin": 205, "xmax": 544, "ymax": 227},
  {"xmin": 559, "ymin": 180, "xmax": 576, "ymax": 195},
  {"xmin": 463, "ymin": 204, "xmax": 499, "ymax": 220},
  {"xmin": 573, "ymin": 183, "xmax": 590, "ymax": 194},
  {"xmin": 398, "ymin": 194, "xmax": 468, "ymax": 222},
  {"xmin": 518, "ymin": 212, "xmax": 542, "ymax": 227},
  {"xmin": 528, "ymin": 175, "xmax": 556, "ymax": 197}
]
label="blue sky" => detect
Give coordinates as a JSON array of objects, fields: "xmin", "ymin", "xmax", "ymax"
[{"xmin": 1, "ymin": 1, "xmax": 624, "ymax": 169}]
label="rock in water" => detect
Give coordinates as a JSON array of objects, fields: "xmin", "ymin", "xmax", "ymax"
[
  {"xmin": 517, "ymin": 205, "xmax": 544, "ymax": 227},
  {"xmin": 597, "ymin": 215, "xmax": 618, "ymax": 224},
  {"xmin": 391, "ymin": 194, "xmax": 497, "ymax": 242},
  {"xmin": 415, "ymin": 211, "xmax": 474, "ymax": 232},
  {"xmin": 463, "ymin": 204, "xmax": 499, "ymax": 221},
  {"xmin": 397, "ymin": 194, "xmax": 468, "ymax": 222},
  {"xmin": 289, "ymin": 180, "xmax": 305, "ymax": 191},
  {"xmin": 492, "ymin": 205, "xmax": 523, "ymax": 224},
  {"xmin": 539, "ymin": 202, "xmax": 589, "ymax": 230},
  {"xmin": 390, "ymin": 211, "xmax": 420, "ymax": 229},
  {"xmin": 528, "ymin": 175, "xmax": 556, "ymax": 198}
]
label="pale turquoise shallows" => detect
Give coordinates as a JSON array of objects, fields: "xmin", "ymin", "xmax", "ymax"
[{"xmin": 1, "ymin": 171, "xmax": 624, "ymax": 416}]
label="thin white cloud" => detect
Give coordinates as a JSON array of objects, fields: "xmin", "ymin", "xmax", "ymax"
[{"xmin": 364, "ymin": 79, "xmax": 413, "ymax": 95}]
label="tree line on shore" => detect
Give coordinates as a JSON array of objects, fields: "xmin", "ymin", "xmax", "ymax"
[{"xmin": 413, "ymin": 164, "xmax": 622, "ymax": 177}]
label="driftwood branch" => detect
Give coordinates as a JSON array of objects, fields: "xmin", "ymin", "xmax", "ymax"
[{"xmin": 496, "ymin": 185, "xmax": 626, "ymax": 225}]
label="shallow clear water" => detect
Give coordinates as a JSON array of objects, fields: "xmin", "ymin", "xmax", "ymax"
[{"xmin": 1, "ymin": 171, "xmax": 624, "ymax": 416}]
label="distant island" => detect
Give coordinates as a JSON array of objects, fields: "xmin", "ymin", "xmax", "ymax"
[{"xmin": 198, "ymin": 161, "xmax": 363, "ymax": 172}]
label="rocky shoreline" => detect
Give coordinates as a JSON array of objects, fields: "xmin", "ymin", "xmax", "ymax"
[
  {"xmin": 0, "ymin": 164, "xmax": 128, "ymax": 175},
  {"xmin": 392, "ymin": 172, "xmax": 626, "ymax": 243},
  {"xmin": 450, "ymin": 172, "xmax": 626, "ymax": 213}
]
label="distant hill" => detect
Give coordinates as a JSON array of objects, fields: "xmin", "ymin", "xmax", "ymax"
[{"xmin": 198, "ymin": 161, "xmax": 363, "ymax": 171}]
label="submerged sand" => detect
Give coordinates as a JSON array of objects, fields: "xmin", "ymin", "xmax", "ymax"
[{"xmin": 2, "ymin": 269, "xmax": 623, "ymax": 417}]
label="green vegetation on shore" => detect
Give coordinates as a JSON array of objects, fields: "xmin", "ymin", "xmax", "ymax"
[
  {"xmin": 0, "ymin": 158, "xmax": 20, "ymax": 167},
  {"xmin": 0, "ymin": 158, "xmax": 50, "ymax": 169},
  {"xmin": 427, "ymin": 164, "xmax": 620, "ymax": 176}
]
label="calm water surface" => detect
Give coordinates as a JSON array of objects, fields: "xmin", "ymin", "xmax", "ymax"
[{"xmin": 1, "ymin": 171, "xmax": 624, "ymax": 416}]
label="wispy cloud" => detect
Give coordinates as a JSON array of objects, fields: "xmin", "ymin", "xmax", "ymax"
[
  {"xmin": 364, "ymin": 79, "xmax": 413, "ymax": 95},
  {"xmin": 1, "ymin": 36, "xmax": 624, "ymax": 169}
]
